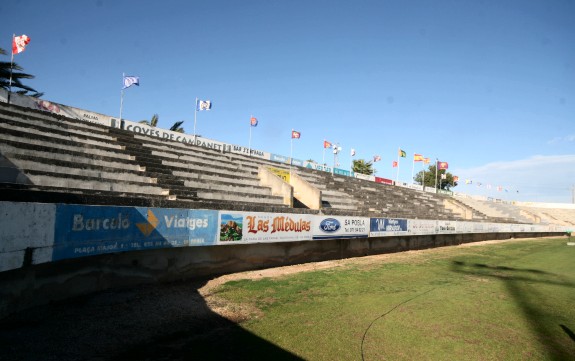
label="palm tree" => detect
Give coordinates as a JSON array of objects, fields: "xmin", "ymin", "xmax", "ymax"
[
  {"xmin": 169, "ymin": 120, "xmax": 185, "ymax": 133},
  {"xmin": 0, "ymin": 47, "xmax": 43, "ymax": 97},
  {"xmin": 139, "ymin": 114, "xmax": 185, "ymax": 133},
  {"xmin": 352, "ymin": 159, "xmax": 374, "ymax": 175},
  {"xmin": 139, "ymin": 114, "xmax": 159, "ymax": 127}
]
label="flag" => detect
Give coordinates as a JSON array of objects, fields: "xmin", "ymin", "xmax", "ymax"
[
  {"xmin": 399, "ymin": 149, "xmax": 406, "ymax": 158},
  {"xmin": 123, "ymin": 75, "xmax": 139, "ymax": 89},
  {"xmin": 373, "ymin": 155, "xmax": 381, "ymax": 162},
  {"xmin": 424, "ymin": 158, "xmax": 430, "ymax": 164},
  {"xmin": 196, "ymin": 99, "xmax": 212, "ymax": 111},
  {"xmin": 12, "ymin": 34, "xmax": 30, "ymax": 54},
  {"xmin": 414, "ymin": 154, "xmax": 424, "ymax": 162},
  {"xmin": 437, "ymin": 161, "xmax": 448, "ymax": 170},
  {"xmin": 453, "ymin": 176, "xmax": 459, "ymax": 182},
  {"xmin": 465, "ymin": 179, "xmax": 472, "ymax": 184},
  {"xmin": 441, "ymin": 174, "xmax": 447, "ymax": 180},
  {"xmin": 250, "ymin": 116, "xmax": 258, "ymax": 127},
  {"xmin": 323, "ymin": 140, "xmax": 332, "ymax": 148},
  {"xmin": 351, "ymin": 148, "xmax": 356, "ymax": 156},
  {"xmin": 392, "ymin": 161, "xmax": 398, "ymax": 167},
  {"xmin": 291, "ymin": 130, "xmax": 301, "ymax": 139}
]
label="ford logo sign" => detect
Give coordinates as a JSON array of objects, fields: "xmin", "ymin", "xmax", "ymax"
[{"xmin": 319, "ymin": 218, "xmax": 340, "ymax": 233}]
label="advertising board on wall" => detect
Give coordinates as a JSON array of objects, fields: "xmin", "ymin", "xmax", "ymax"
[
  {"xmin": 313, "ymin": 216, "xmax": 370, "ymax": 239},
  {"xmin": 52, "ymin": 205, "xmax": 218, "ymax": 260},
  {"xmin": 1, "ymin": 89, "xmax": 114, "ymax": 127},
  {"xmin": 369, "ymin": 218, "xmax": 409, "ymax": 237},
  {"xmin": 218, "ymin": 211, "xmax": 313, "ymax": 243}
]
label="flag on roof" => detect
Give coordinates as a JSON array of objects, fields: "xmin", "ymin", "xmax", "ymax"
[
  {"xmin": 250, "ymin": 116, "xmax": 258, "ymax": 127},
  {"xmin": 414, "ymin": 154, "xmax": 424, "ymax": 162},
  {"xmin": 12, "ymin": 34, "xmax": 30, "ymax": 54},
  {"xmin": 196, "ymin": 99, "xmax": 212, "ymax": 111},
  {"xmin": 373, "ymin": 155, "xmax": 381, "ymax": 162},
  {"xmin": 399, "ymin": 149, "xmax": 406, "ymax": 157},
  {"xmin": 123, "ymin": 75, "xmax": 139, "ymax": 89},
  {"xmin": 437, "ymin": 161, "xmax": 449, "ymax": 170},
  {"xmin": 392, "ymin": 161, "xmax": 398, "ymax": 168},
  {"xmin": 291, "ymin": 130, "xmax": 301, "ymax": 139},
  {"xmin": 323, "ymin": 140, "xmax": 332, "ymax": 148}
]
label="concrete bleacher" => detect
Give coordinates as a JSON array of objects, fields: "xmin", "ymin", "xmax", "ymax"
[
  {"xmin": 454, "ymin": 196, "xmax": 538, "ymax": 224},
  {"xmin": 2, "ymin": 101, "xmax": 572, "ymax": 225},
  {"xmin": 0, "ymin": 105, "xmax": 171, "ymax": 201}
]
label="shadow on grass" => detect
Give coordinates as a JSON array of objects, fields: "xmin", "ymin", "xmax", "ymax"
[
  {"xmin": 0, "ymin": 279, "xmax": 303, "ymax": 361},
  {"xmin": 451, "ymin": 261, "xmax": 575, "ymax": 360}
]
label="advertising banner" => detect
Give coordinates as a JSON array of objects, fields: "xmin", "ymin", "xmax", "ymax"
[
  {"xmin": 268, "ymin": 167, "xmax": 290, "ymax": 182},
  {"xmin": 52, "ymin": 205, "xmax": 218, "ymax": 260},
  {"xmin": 1, "ymin": 89, "xmax": 114, "ymax": 127},
  {"xmin": 355, "ymin": 173, "xmax": 375, "ymax": 182},
  {"xmin": 436, "ymin": 220, "xmax": 457, "ymax": 234},
  {"xmin": 218, "ymin": 211, "xmax": 313, "ymax": 243},
  {"xmin": 409, "ymin": 219, "xmax": 437, "ymax": 235},
  {"xmin": 369, "ymin": 218, "xmax": 408, "ymax": 237},
  {"xmin": 375, "ymin": 176, "xmax": 394, "ymax": 185},
  {"xmin": 304, "ymin": 161, "xmax": 332, "ymax": 173},
  {"xmin": 312, "ymin": 215, "xmax": 370, "ymax": 239}
]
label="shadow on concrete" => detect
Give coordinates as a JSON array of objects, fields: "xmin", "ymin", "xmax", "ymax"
[
  {"xmin": 451, "ymin": 261, "xmax": 575, "ymax": 359},
  {"xmin": 0, "ymin": 278, "xmax": 303, "ymax": 361}
]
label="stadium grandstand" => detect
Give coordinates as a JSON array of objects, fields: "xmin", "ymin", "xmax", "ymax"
[{"xmin": 0, "ymin": 91, "xmax": 572, "ymax": 317}]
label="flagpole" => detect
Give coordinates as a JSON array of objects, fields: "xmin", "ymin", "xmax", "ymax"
[
  {"xmin": 396, "ymin": 147, "xmax": 400, "ymax": 184},
  {"xmin": 411, "ymin": 153, "xmax": 415, "ymax": 184},
  {"xmin": 434, "ymin": 158, "xmax": 439, "ymax": 193},
  {"xmin": 248, "ymin": 115, "xmax": 253, "ymax": 157},
  {"xmin": 119, "ymin": 73, "xmax": 125, "ymax": 122},
  {"xmin": 322, "ymin": 140, "xmax": 326, "ymax": 165},
  {"xmin": 290, "ymin": 129, "xmax": 294, "ymax": 174},
  {"xmin": 8, "ymin": 34, "xmax": 15, "ymax": 104},
  {"xmin": 193, "ymin": 97, "xmax": 198, "ymax": 142}
]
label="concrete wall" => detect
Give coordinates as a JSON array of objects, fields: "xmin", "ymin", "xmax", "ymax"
[{"xmin": 0, "ymin": 230, "xmax": 561, "ymax": 318}]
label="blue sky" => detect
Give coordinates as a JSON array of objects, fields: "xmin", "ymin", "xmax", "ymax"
[{"xmin": 2, "ymin": 0, "xmax": 574, "ymax": 203}]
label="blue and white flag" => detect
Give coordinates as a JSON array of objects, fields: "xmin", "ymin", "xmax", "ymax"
[
  {"xmin": 123, "ymin": 75, "xmax": 140, "ymax": 89},
  {"xmin": 196, "ymin": 99, "xmax": 212, "ymax": 111}
]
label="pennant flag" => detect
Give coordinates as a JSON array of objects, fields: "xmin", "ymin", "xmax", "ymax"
[
  {"xmin": 323, "ymin": 140, "xmax": 332, "ymax": 148},
  {"xmin": 424, "ymin": 158, "xmax": 430, "ymax": 164},
  {"xmin": 12, "ymin": 34, "xmax": 30, "ymax": 54},
  {"xmin": 437, "ymin": 161, "xmax": 449, "ymax": 170},
  {"xmin": 123, "ymin": 75, "xmax": 140, "ymax": 89},
  {"xmin": 373, "ymin": 155, "xmax": 381, "ymax": 162},
  {"xmin": 291, "ymin": 130, "xmax": 301, "ymax": 139},
  {"xmin": 250, "ymin": 116, "xmax": 258, "ymax": 127},
  {"xmin": 392, "ymin": 160, "xmax": 398, "ymax": 168},
  {"xmin": 399, "ymin": 149, "xmax": 406, "ymax": 158},
  {"xmin": 196, "ymin": 99, "xmax": 212, "ymax": 111},
  {"xmin": 351, "ymin": 148, "xmax": 356, "ymax": 156},
  {"xmin": 414, "ymin": 154, "xmax": 424, "ymax": 162}
]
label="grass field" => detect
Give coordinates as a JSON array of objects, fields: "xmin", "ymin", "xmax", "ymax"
[{"xmin": 214, "ymin": 238, "xmax": 575, "ymax": 360}]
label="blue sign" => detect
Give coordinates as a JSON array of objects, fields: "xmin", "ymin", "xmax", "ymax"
[
  {"xmin": 319, "ymin": 218, "xmax": 341, "ymax": 233},
  {"xmin": 52, "ymin": 205, "xmax": 218, "ymax": 261},
  {"xmin": 369, "ymin": 218, "xmax": 408, "ymax": 237}
]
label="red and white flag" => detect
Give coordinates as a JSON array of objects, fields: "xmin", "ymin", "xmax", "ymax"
[
  {"xmin": 291, "ymin": 130, "xmax": 301, "ymax": 139},
  {"xmin": 12, "ymin": 34, "xmax": 31, "ymax": 54}
]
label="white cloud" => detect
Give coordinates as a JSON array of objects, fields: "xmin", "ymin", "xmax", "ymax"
[
  {"xmin": 453, "ymin": 155, "xmax": 575, "ymax": 203},
  {"xmin": 548, "ymin": 134, "xmax": 575, "ymax": 144}
]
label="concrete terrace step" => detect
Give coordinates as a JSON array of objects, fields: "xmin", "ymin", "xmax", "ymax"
[
  {"xmin": 1, "ymin": 112, "xmax": 118, "ymax": 144},
  {"xmin": 18, "ymin": 173, "xmax": 169, "ymax": 196},
  {"xmin": 0, "ymin": 134, "xmax": 135, "ymax": 162},
  {"xmin": 1, "ymin": 144, "xmax": 144, "ymax": 172}
]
